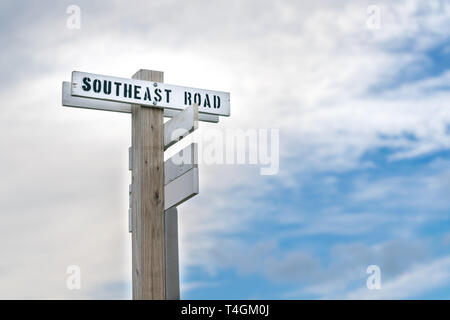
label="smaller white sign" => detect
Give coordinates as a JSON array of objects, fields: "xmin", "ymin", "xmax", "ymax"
[
  {"xmin": 164, "ymin": 167, "xmax": 199, "ymax": 210},
  {"xmin": 164, "ymin": 144, "xmax": 198, "ymax": 185},
  {"xmin": 164, "ymin": 104, "xmax": 198, "ymax": 150}
]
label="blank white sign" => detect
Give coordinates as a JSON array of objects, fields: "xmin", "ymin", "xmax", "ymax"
[{"xmin": 164, "ymin": 168, "xmax": 199, "ymax": 210}]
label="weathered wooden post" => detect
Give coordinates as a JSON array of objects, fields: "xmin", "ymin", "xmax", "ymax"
[{"xmin": 131, "ymin": 70, "xmax": 165, "ymax": 300}]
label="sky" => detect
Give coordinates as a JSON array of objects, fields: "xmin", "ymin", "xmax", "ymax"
[{"xmin": 0, "ymin": 0, "xmax": 449, "ymax": 299}]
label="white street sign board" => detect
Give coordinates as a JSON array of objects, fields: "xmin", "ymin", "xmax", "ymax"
[
  {"xmin": 71, "ymin": 71, "xmax": 230, "ymax": 116},
  {"xmin": 165, "ymin": 109, "xmax": 218, "ymax": 123},
  {"xmin": 164, "ymin": 104, "xmax": 198, "ymax": 150},
  {"xmin": 164, "ymin": 143, "xmax": 198, "ymax": 185},
  {"xmin": 164, "ymin": 167, "xmax": 199, "ymax": 210},
  {"xmin": 62, "ymin": 82, "xmax": 219, "ymax": 123}
]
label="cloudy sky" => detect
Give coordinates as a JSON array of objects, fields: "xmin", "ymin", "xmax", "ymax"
[{"xmin": 0, "ymin": 0, "xmax": 450, "ymax": 299}]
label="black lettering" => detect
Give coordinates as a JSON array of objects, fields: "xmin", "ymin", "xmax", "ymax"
[
  {"xmin": 82, "ymin": 77, "xmax": 91, "ymax": 91},
  {"xmin": 214, "ymin": 95, "xmax": 221, "ymax": 109},
  {"xmin": 134, "ymin": 85, "xmax": 141, "ymax": 100},
  {"xmin": 144, "ymin": 87, "xmax": 152, "ymax": 101},
  {"xmin": 103, "ymin": 80, "xmax": 111, "ymax": 95},
  {"xmin": 155, "ymin": 88, "xmax": 162, "ymax": 102},
  {"xmin": 165, "ymin": 89, "xmax": 172, "ymax": 103},
  {"xmin": 204, "ymin": 94, "xmax": 211, "ymax": 108},
  {"xmin": 184, "ymin": 92, "xmax": 192, "ymax": 105},
  {"xmin": 93, "ymin": 79, "xmax": 101, "ymax": 93},
  {"xmin": 124, "ymin": 84, "xmax": 132, "ymax": 98},
  {"xmin": 194, "ymin": 93, "xmax": 201, "ymax": 106},
  {"xmin": 114, "ymin": 82, "xmax": 122, "ymax": 96}
]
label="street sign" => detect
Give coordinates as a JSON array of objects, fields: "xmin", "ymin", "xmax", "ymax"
[
  {"xmin": 71, "ymin": 71, "xmax": 230, "ymax": 116},
  {"xmin": 164, "ymin": 144, "xmax": 198, "ymax": 185},
  {"xmin": 62, "ymin": 82, "xmax": 220, "ymax": 123},
  {"xmin": 164, "ymin": 104, "xmax": 198, "ymax": 150},
  {"xmin": 164, "ymin": 167, "xmax": 199, "ymax": 210}
]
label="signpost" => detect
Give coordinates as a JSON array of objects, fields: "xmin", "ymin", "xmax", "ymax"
[{"xmin": 61, "ymin": 69, "xmax": 230, "ymax": 300}]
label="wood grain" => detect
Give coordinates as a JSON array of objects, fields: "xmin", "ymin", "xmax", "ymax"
[{"xmin": 131, "ymin": 69, "xmax": 165, "ymax": 300}]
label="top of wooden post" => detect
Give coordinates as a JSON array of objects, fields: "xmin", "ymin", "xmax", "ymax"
[{"xmin": 132, "ymin": 69, "xmax": 164, "ymax": 82}]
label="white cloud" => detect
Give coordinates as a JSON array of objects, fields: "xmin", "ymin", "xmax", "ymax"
[
  {"xmin": 346, "ymin": 255, "xmax": 450, "ymax": 299},
  {"xmin": 284, "ymin": 239, "xmax": 433, "ymax": 299}
]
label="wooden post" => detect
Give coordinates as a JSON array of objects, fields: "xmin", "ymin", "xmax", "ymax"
[
  {"xmin": 165, "ymin": 207, "xmax": 180, "ymax": 300},
  {"xmin": 131, "ymin": 69, "xmax": 165, "ymax": 300}
]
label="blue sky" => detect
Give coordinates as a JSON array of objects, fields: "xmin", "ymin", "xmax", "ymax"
[
  {"xmin": 182, "ymin": 150, "xmax": 450, "ymax": 299},
  {"xmin": 0, "ymin": 0, "xmax": 449, "ymax": 299}
]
